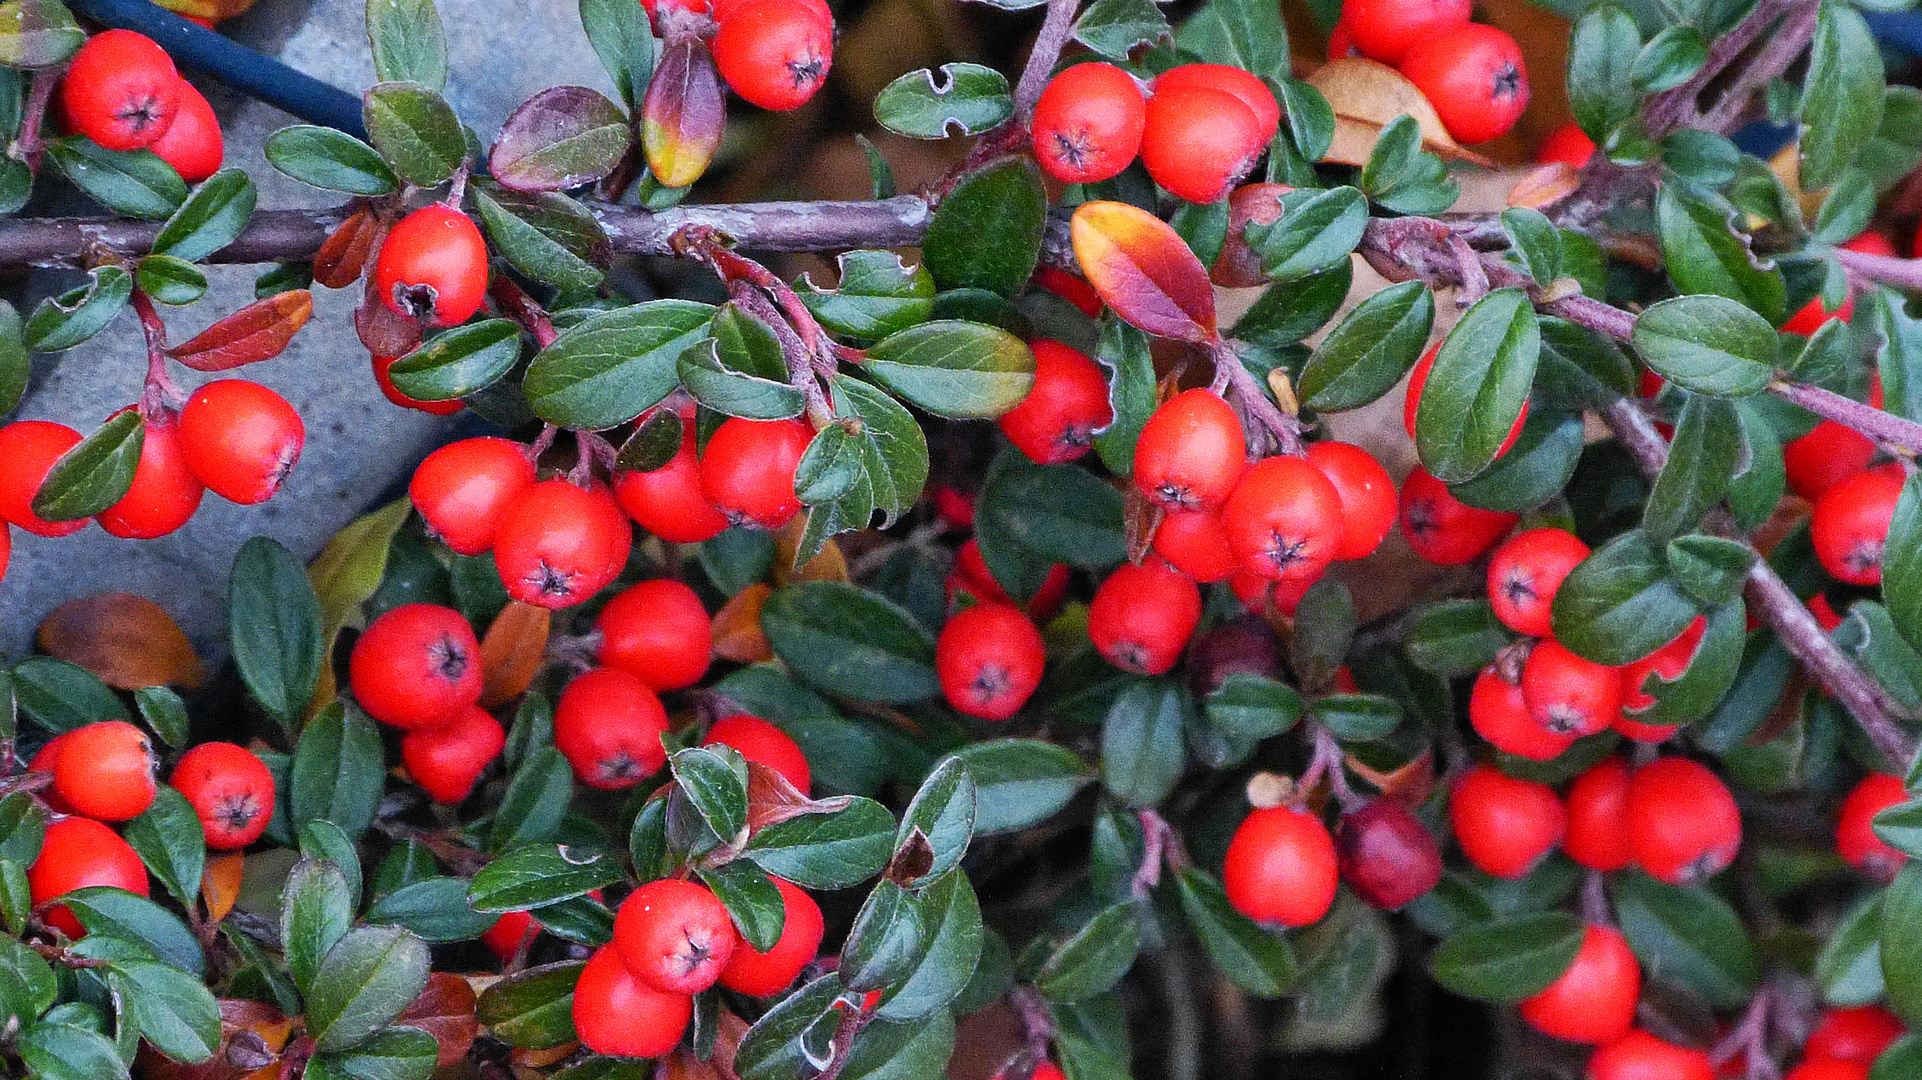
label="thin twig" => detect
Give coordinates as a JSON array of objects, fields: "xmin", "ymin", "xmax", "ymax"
[
  {"xmin": 1771, "ymin": 380, "xmax": 1922, "ymax": 454},
  {"xmin": 1013, "ymin": 0, "xmax": 1082, "ymax": 120},
  {"xmin": 131, "ymin": 290, "xmax": 186, "ymax": 418},
  {"xmin": 1643, "ymin": 0, "xmax": 1812, "ymax": 137}
]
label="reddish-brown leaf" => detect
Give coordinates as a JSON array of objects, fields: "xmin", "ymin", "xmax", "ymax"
[
  {"xmin": 746, "ymin": 759, "xmax": 856, "ymax": 833},
  {"xmin": 355, "ymin": 275, "xmax": 422, "ymax": 357},
  {"xmin": 480, "ymin": 601, "xmax": 550, "ymax": 708},
  {"xmin": 643, "ymin": 39, "xmax": 726, "ymax": 189},
  {"xmin": 168, "ymin": 291, "xmax": 315, "ymax": 372},
  {"xmin": 712, "ymin": 582, "xmax": 772, "ymax": 664},
  {"xmin": 133, "ymin": 1000, "xmax": 291, "ymax": 1080},
  {"xmin": 1070, "ymin": 201, "xmax": 1217, "ymax": 343},
  {"xmin": 37, "ymin": 593, "xmax": 204, "ymax": 689},
  {"xmin": 314, "ymin": 208, "xmax": 377, "ymax": 291},
  {"xmin": 397, "ymin": 972, "xmax": 480, "ymax": 1067}
]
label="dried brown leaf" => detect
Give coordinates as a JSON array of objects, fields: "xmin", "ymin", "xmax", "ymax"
[
  {"xmin": 37, "ymin": 592, "xmax": 204, "ymax": 689},
  {"xmin": 1307, "ymin": 58, "xmax": 1490, "ymax": 168}
]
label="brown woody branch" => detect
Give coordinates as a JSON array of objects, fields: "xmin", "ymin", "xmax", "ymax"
[{"xmin": 1642, "ymin": 0, "xmax": 1820, "ymax": 137}]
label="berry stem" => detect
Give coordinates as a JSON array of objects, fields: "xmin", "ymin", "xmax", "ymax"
[
  {"xmin": 131, "ymin": 289, "xmax": 187, "ymax": 418},
  {"xmin": 8, "ymin": 68, "xmax": 57, "ymax": 169},
  {"xmin": 1013, "ymin": 0, "xmax": 1083, "ymax": 121},
  {"xmin": 1131, "ymin": 808, "xmax": 1170, "ymax": 898},
  {"xmin": 490, "ymin": 276, "xmax": 559, "ymax": 349},
  {"xmin": 1833, "ymin": 244, "xmax": 1922, "ymax": 293},
  {"xmin": 1771, "ymin": 380, "xmax": 1922, "ymax": 456},
  {"xmin": 1709, "ymin": 986, "xmax": 1781, "ymax": 1080},
  {"xmin": 1579, "ymin": 870, "xmax": 1612, "ymax": 926},
  {"xmin": 1009, "ymin": 984, "xmax": 1059, "ymax": 1071},
  {"xmin": 1209, "ymin": 338, "xmax": 1302, "ymax": 457}
]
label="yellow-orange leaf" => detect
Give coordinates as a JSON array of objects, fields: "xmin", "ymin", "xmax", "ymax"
[
  {"xmin": 773, "ymin": 517, "xmax": 848, "ymax": 586},
  {"xmin": 1507, "ymin": 162, "xmax": 1581, "ymax": 210},
  {"xmin": 37, "ymin": 593, "xmax": 204, "ymax": 689},
  {"xmin": 1307, "ymin": 58, "xmax": 1488, "ymax": 168},
  {"xmin": 712, "ymin": 583, "xmax": 773, "ymax": 664},
  {"xmin": 202, "ymin": 852, "xmax": 245, "ymax": 923},
  {"xmin": 480, "ymin": 601, "xmax": 551, "ymax": 708},
  {"xmin": 1070, "ymin": 201, "xmax": 1216, "ymax": 343}
]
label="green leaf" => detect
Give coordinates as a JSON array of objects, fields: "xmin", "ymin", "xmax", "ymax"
[
  {"xmin": 1176, "ymin": 868, "xmax": 1297, "ymax": 998},
  {"xmin": 1873, "ymin": 799, "xmax": 1922, "ymax": 860},
  {"xmin": 864, "ymin": 320, "xmax": 1036, "ymax": 419},
  {"xmin": 1450, "ymin": 409, "xmax": 1586, "ymax": 513},
  {"xmin": 1073, "ymin": 0, "xmax": 1170, "ymax": 58},
  {"xmin": 695, "ymin": 859, "xmax": 784, "ymax": 952},
  {"xmin": 1801, "ymin": 1, "xmax": 1885, "ymax": 191},
  {"xmin": 523, "ymin": 301, "xmax": 715, "ymax": 429},
  {"xmin": 137, "ymin": 255, "xmax": 208, "ymax": 305},
  {"xmin": 110, "ymin": 960, "xmax": 221, "ymax": 1064},
  {"xmin": 229, "ymin": 537, "xmax": 324, "ymax": 724},
  {"xmin": 1297, "ymin": 280, "xmax": 1432, "ymax": 412},
  {"xmin": 1644, "ymin": 394, "xmax": 1742, "ymax": 541},
  {"xmin": 1665, "ymin": 536, "xmax": 1755, "ymax": 609},
  {"xmin": 17, "ymin": 1023, "xmax": 127, "ymax": 1080},
  {"xmin": 288, "ymin": 704, "xmax": 385, "ymax": 840},
  {"xmin": 1633, "ymin": 25, "xmax": 1706, "ymax": 92},
  {"xmin": 822, "ymin": 373, "xmax": 928, "ymax": 525},
  {"xmin": 1551, "ymin": 529, "xmax": 1702, "ymax": 666},
  {"xmin": 1611, "ymin": 871, "xmax": 1758, "ymax": 1008},
  {"xmin": 579, "ymin": 0, "xmax": 656, "ymax": 108},
  {"xmin": 264, "ymin": 126, "xmax": 400, "ymax": 195},
  {"xmin": 471, "ymin": 185, "xmax": 605, "ymax": 293},
  {"xmin": 840, "ymin": 881, "xmax": 927, "ymax": 991},
  {"xmin": 1414, "ymin": 288, "xmax": 1540, "ymax": 483},
  {"xmin": 11, "ymin": 656, "xmax": 126, "ymax": 731},
  {"xmin": 1654, "ymin": 186, "xmax": 1785, "ymax": 325},
  {"xmin": 1567, "ymin": 6, "xmax": 1638, "ymax": 140},
  {"xmin": 1629, "ymin": 598, "xmax": 1746, "ymax": 726},
  {"xmin": 490, "ymin": 86, "xmax": 630, "ymax": 192},
  {"xmin": 734, "ymin": 975, "xmax": 842, "ymax": 1080},
  {"xmin": 1885, "ymin": 474, "xmax": 1922, "ymax": 656},
  {"xmin": 923, "ymin": 158, "xmax": 1045, "ymax": 297},
  {"xmin": 121, "ymin": 789, "xmax": 204, "ymax": 909},
  {"xmin": 896, "ymin": 757, "xmax": 975, "ymax": 885},
  {"xmin": 798, "ymin": 251, "xmax": 936, "ymax": 342},
  {"xmin": 875, "ymin": 64, "xmax": 1014, "ymax": 138},
  {"xmin": 488, "ymin": 746, "xmax": 573, "ymax": 853},
  {"xmin": 306, "ymin": 1026, "xmax": 438, "ymax": 1080},
  {"xmin": 64, "ymin": 888, "xmax": 203, "ymax": 973},
  {"xmin": 1309, "ymin": 693, "xmax": 1402, "ymax": 741},
  {"xmin": 1101, "ymin": 680, "xmax": 1189, "ymax": 808},
  {"xmin": 0, "ymin": 794, "xmax": 45, "ymax": 868},
  {"xmin": 678, "ymin": 315, "xmax": 803, "ymax": 421},
  {"xmin": 974, "ymin": 450, "xmax": 1126, "ymax": 582},
  {"xmin": 0, "ymin": 300, "xmax": 25, "ymax": 414},
  {"xmin": 30, "ymin": 408, "xmax": 143, "ymax": 522},
  {"xmin": 839, "ymin": 1011, "xmax": 956, "ymax": 1080},
  {"xmin": 1405, "ymin": 601, "xmax": 1511, "ymax": 677},
  {"xmin": 366, "ymin": 877, "xmax": 494, "ymax": 942},
  {"xmin": 388, "ymin": 320, "xmax": 523, "ymax": 401},
  {"xmin": 1178, "ymin": 0, "xmax": 1287, "ymax": 81},
  {"xmin": 152, "ymin": 169, "xmax": 257, "ymax": 262},
  {"xmin": 1232, "ymin": 260, "xmax": 1353, "ymax": 350},
  {"xmin": 362, "ymin": 81, "xmax": 466, "ymax": 187},
  {"xmin": 746, "ymin": 797, "xmax": 897, "ymax": 890},
  {"xmin": 1874, "ymin": 1037, "xmax": 1922, "ymax": 1080},
  {"xmin": 301, "ymin": 820, "xmax": 365, "ymax": 906},
  {"xmin": 1631, "ymin": 295, "xmax": 1780, "ymax": 397},
  {"xmin": 476, "ymin": 960, "xmax": 582, "ymax": 1049},
  {"xmin": 1037, "ymin": 902, "xmax": 1142, "ymax": 1002},
  {"xmin": 305, "ymin": 926, "xmax": 432, "ymax": 1054},
  {"xmin": 877, "ymin": 869, "xmax": 983, "ymax": 1020},
  {"xmin": 1278, "ymin": 79, "xmax": 1334, "ymax": 162},
  {"xmin": 283, "ymin": 857, "xmax": 354, "ymax": 995},
  {"xmin": 469, "ymin": 844, "xmax": 624, "ymax": 913},
  {"xmin": 46, "ymin": 140, "xmax": 186, "ymax": 220},
  {"xmin": 1816, "ymin": 895, "xmax": 1886, "ymax": 1006},
  {"xmin": 672, "ymin": 746, "xmax": 749, "ymax": 842},
  {"xmin": 1428, "ymin": 912, "xmax": 1583, "ymax": 1003},
  {"xmin": 25, "ymin": 265, "xmax": 132, "ymax": 352},
  {"xmin": 1253, "ymin": 187, "xmax": 1367, "ymax": 281},
  {"xmin": 1203, "ymin": 672, "xmax": 1304, "ymax": 744},
  {"xmin": 950, "ymin": 739, "xmax": 1092, "ymax": 835},
  {"xmin": 1093, "ymin": 317, "xmax": 1154, "ymax": 476},
  {"xmin": 0, "ymin": 1, "xmax": 83, "ymax": 68},
  {"xmin": 366, "ymin": 0, "xmax": 448, "ymax": 90},
  {"xmin": 761, "ymin": 582, "xmax": 938, "ymax": 703},
  {"xmin": 1882, "ymin": 862, "xmax": 1922, "ymax": 1027}
]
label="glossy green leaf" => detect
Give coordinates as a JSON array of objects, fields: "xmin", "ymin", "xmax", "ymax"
[
  {"xmin": 476, "ymin": 960, "xmax": 582, "ymax": 1049},
  {"xmin": 46, "ymin": 140, "xmax": 186, "ymax": 220},
  {"xmin": 877, "ymin": 868, "xmax": 983, "ymax": 1020},
  {"xmin": 288, "ymin": 704, "xmax": 385, "ymax": 840},
  {"xmin": 387, "ymin": 320, "xmax": 521, "ymax": 401},
  {"xmin": 1654, "ymin": 185, "xmax": 1785, "ymax": 324},
  {"xmin": 228, "ymin": 537, "xmax": 325, "ymax": 724},
  {"xmin": 864, "ymin": 320, "xmax": 1036, "ymax": 419},
  {"xmin": 366, "ymin": 877, "xmax": 495, "ymax": 942},
  {"xmin": 1801, "ymin": 1, "xmax": 1885, "ymax": 190},
  {"xmin": 1101, "ymin": 680, "xmax": 1189, "ymax": 808},
  {"xmin": 746, "ymin": 797, "xmax": 897, "ymax": 890},
  {"xmin": 362, "ymin": 81, "xmax": 466, "ymax": 187},
  {"xmin": 490, "ymin": 86, "xmax": 630, "ymax": 192},
  {"xmin": 305, "ymin": 926, "xmax": 432, "ymax": 1054},
  {"xmin": 1611, "ymin": 871, "xmax": 1758, "ymax": 1008},
  {"xmin": 875, "ymin": 64, "xmax": 1014, "ymax": 138},
  {"xmin": 1037, "ymin": 902, "xmax": 1141, "ymax": 1002},
  {"xmin": 121, "ymin": 788, "xmax": 204, "ymax": 909},
  {"xmin": 1177, "ymin": 867, "xmax": 1297, "ymax": 997},
  {"xmin": 152, "ymin": 169, "xmax": 257, "ymax": 262},
  {"xmin": 1298, "ymin": 280, "xmax": 1432, "ymax": 412},
  {"xmin": 1551, "ymin": 529, "xmax": 1702, "ymax": 666},
  {"xmin": 1644, "ymin": 394, "xmax": 1742, "ymax": 541},
  {"xmin": 840, "ymin": 881, "xmax": 927, "ymax": 991},
  {"xmin": 31, "ymin": 408, "xmax": 142, "ymax": 522},
  {"xmin": 523, "ymin": 301, "xmax": 715, "ymax": 429},
  {"xmin": 264, "ymin": 125, "xmax": 401, "ymax": 195},
  {"xmin": 10, "ymin": 656, "xmax": 126, "ymax": 731},
  {"xmin": 798, "ymin": 251, "xmax": 936, "ymax": 341},
  {"xmin": 1632, "ymin": 295, "xmax": 1779, "ymax": 397},
  {"xmin": 950, "ymin": 739, "xmax": 1092, "ymax": 835},
  {"xmin": 895, "ymin": 757, "xmax": 975, "ymax": 885},
  {"xmin": 761, "ymin": 582, "xmax": 937, "ymax": 703},
  {"xmin": 469, "ymin": 844, "xmax": 624, "ymax": 913},
  {"xmin": 25, "ymin": 265, "xmax": 133, "ymax": 352},
  {"xmin": 1429, "ymin": 912, "xmax": 1582, "ymax": 1003},
  {"xmin": 923, "ymin": 158, "xmax": 1046, "ymax": 297},
  {"xmin": 1414, "ymin": 288, "xmax": 1540, "ymax": 483}
]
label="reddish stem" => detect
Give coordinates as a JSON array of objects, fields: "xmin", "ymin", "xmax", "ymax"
[
  {"xmin": 1209, "ymin": 338, "xmax": 1302, "ymax": 457},
  {"xmin": 490, "ymin": 276, "xmax": 559, "ymax": 349},
  {"xmin": 131, "ymin": 290, "xmax": 186, "ymax": 418},
  {"xmin": 1131, "ymin": 809, "xmax": 1170, "ymax": 898}
]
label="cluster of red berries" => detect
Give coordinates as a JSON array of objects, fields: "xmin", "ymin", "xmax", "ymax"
[
  {"xmin": 1032, "ymin": 62, "xmax": 1282, "ymax": 203},
  {"xmin": 1587, "ymin": 1005, "xmax": 1908, "ymax": 1080},
  {"xmin": 27, "ymin": 724, "xmax": 272, "ymax": 937},
  {"xmin": 349, "ymin": 603, "xmax": 507, "ymax": 802},
  {"xmin": 1225, "ymin": 794, "xmax": 1445, "ymax": 930},
  {"xmin": 643, "ymin": 0, "xmax": 835, "ymax": 112},
  {"xmin": 57, "ymin": 29, "xmax": 223, "ymax": 182},
  {"xmin": 1787, "ymin": 371, "xmax": 1909, "ymax": 589},
  {"xmin": 1329, "ymin": 0, "xmax": 1529, "ymax": 145}
]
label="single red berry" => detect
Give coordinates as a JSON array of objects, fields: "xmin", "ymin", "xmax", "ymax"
[
  {"xmin": 1522, "ymin": 641, "xmax": 1623, "ymax": 738},
  {"xmin": 169, "ymin": 741, "xmax": 275, "ymax": 850},
  {"xmin": 1032, "ymin": 266, "xmax": 1104, "ymax": 318},
  {"xmin": 99, "ymin": 410, "xmax": 204, "ymax": 540},
  {"xmin": 1616, "ymin": 621, "xmax": 1702, "ymax": 745},
  {"xmin": 1564, "ymin": 757, "xmax": 1633, "ymax": 872},
  {"xmin": 60, "ymin": 30, "xmax": 181, "ymax": 151},
  {"xmin": 1837, "ymin": 773, "xmax": 1907, "ymax": 883},
  {"xmin": 0, "ymin": 421, "xmax": 88, "ymax": 537},
  {"xmin": 0, "ymin": 523, "xmax": 10, "ymax": 584},
  {"xmin": 938, "ymin": 603, "xmax": 1046, "ymax": 721},
  {"xmin": 1470, "ymin": 666, "xmax": 1576, "ymax": 762},
  {"xmin": 614, "ymin": 413, "xmax": 730, "ymax": 545},
  {"xmin": 554, "ymin": 668, "xmax": 670, "ymax": 790},
  {"xmin": 1587, "ymin": 1030, "xmax": 1715, "ymax": 1080},
  {"xmin": 375, "ymin": 205, "xmax": 490, "ymax": 327},
  {"xmin": 1134, "ymin": 389, "xmax": 1246, "ymax": 512},
  {"xmin": 1087, "ymin": 559, "xmax": 1202, "ymax": 675},
  {"xmin": 1487, "ymin": 529, "xmax": 1588, "ymax": 638},
  {"xmin": 30, "ymin": 817, "xmax": 148, "ymax": 939},
  {"xmin": 597, "ymin": 579, "xmax": 712, "ymax": 692},
  {"xmin": 998, "ymin": 340, "xmax": 1115, "ymax": 465},
  {"xmin": 482, "ymin": 910, "xmax": 537, "ymax": 964},
  {"xmin": 1335, "ymin": 799, "xmax": 1443, "ymax": 911},
  {"xmin": 1810, "ymin": 592, "xmax": 1846, "ymax": 631},
  {"xmin": 1223, "ymin": 455, "xmax": 1345, "ymax": 582},
  {"xmin": 1400, "ymin": 24, "xmax": 1530, "ymax": 145},
  {"xmin": 711, "ymin": 0, "xmax": 833, "ymax": 112},
  {"xmin": 1153, "ymin": 64, "xmax": 1281, "ymax": 139},
  {"xmin": 1520, "ymin": 924, "xmax": 1641, "ymax": 1045},
  {"xmin": 1450, "ymin": 764, "xmax": 1566, "ymax": 879},
  {"xmin": 719, "ymin": 876, "xmax": 824, "ymax": 996},
  {"xmin": 1783, "ymin": 1061, "xmax": 1870, "ymax": 1080},
  {"xmin": 1805, "ymin": 1006, "xmax": 1906, "ymax": 1065},
  {"xmin": 372, "ymin": 353, "xmax": 464, "ymax": 416},
  {"xmin": 1812, "ymin": 470, "xmax": 1904, "ymax": 586},
  {"xmin": 614, "ymin": 878, "xmax": 739, "ymax": 994},
  {"xmin": 1342, "ymin": 0, "xmax": 1471, "ymax": 64},
  {"xmin": 948, "ymin": 539, "xmax": 1071, "ymax": 623},
  {"xmin": 704, "ymin": 715, "xmax": 811, "ymax": 792},
  {"xmin": 1306, "ymin": 441, "xmax": 1398, "ymax": 561},
  {"xmin": 1031, "ymin": 62, "xmax": 1148, "ymax": 185},
  {"xmin": 1139, "ymin": 83, "xmax": 1268, "ymax": 204},
  {"xmin": 572, "ymin": 944, "xmax": 693, "ymax": 1059},
  {"xmin": 26, "ymin": 734, "xmax": 73, "ymax": 814},
  {"xmin": 699, "ymin": 417, "xmax": 813, "ymax": 530},
  {"xmin": 148, "ymin": 78, "xmax": 222, "ymax": 182},
  {"xmin": 409, "ymin": 437, "xmax": 537, "ymax": 557},
  {"xmin": 1223, "ymin": 805, "xmax": 1340, "ymax": 927},
  {"xmin": 1153, "ymin": 507, "xmax": 1238, "ymax": 583},
  {"xmin": 1537, "ymin": 122, "xmax": 1596, "ymax": 168},
  {"xmin": 1328, "ymin": 17, "xmax": 1358, "ymax": 58},
  {"xmin": 932, "ymin": 485, "xmax": 975, "ymax": 530},
  {"xmin": 1406, "ymin": 342, "xmax": 1529, "ymax": 456},
  {"xmin": 349, "ymin": 603, "xmax": 484, "ymax": 730},
  {"xmin": 1784, "ymin": 422, "xmax": 1876, "ymax": 503},
  {"xmin": 1230, "ymin": 568, "xmax": 1316, "ymax": 617},
  {"xmin": 1212, "ymin": 183, "xmax": 1292, "ymax": 288},
  {"xmin": 1625, "ymin": 757, "xmax": 1741, "ymax": 886},
  {"xmin": 53, "ymin": 721, "xmax": 157, "ymax": 822},
  {"xmin": 493, "ymin": 480, "xmax": 633, "ymax": 609},
  {"xmin": 401, "ymin": 705, "xmax": 506, "ymax": 805},
  {"xmin": 178, "ymin": 379, "xmax": 304, "ymax": 504},
  {"xmin": 1399, "ymin": 467, "xmax": 1517, "ymax": 565}
]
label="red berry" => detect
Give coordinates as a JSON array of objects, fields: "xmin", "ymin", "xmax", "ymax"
[
  {"xmin": 1134, "ymin": 389, "xmax": 1246, "ymax": 512},
  {"xmin": 482, "ymin": 910, "xmax": 536, "ymax": 963},
  {"xmin": 1564, "ymin": 757, "xmax": 1633, "ymax": 872},
  {"xmin": 1812, "ymin": 470, "xmax": 1904, "ymax": 586},
  {"xmin": 493, "ymin": 480, "xmax": 633, "ymax": 609},
  {"xmin": 1335, "ymin": 799, "xmax": 1443, "ymax": 910},
  {"xmin": 178, "ymin": 379, "xmax": 305, "ymax": 505},
  {"xmin": 349, "ymin": 603, "xmax": 484, "ymax": 730},
  {"xmin": 1305, "ymin": 441, "xmax": 1398, "ymax": 561},
  {"xmin": 375, "ymin": 205, "xmax": 489, "ymax": 327},
  {"xmin": 1783, "ymin": 1061, "xmax": 1870, "ymax": 1080},
  {"xmin": 60, "ymin": 30, "xmax": 181, "ymax": 151},
  {"xmin": 1449, "ymin": 764, "xmax": 1566, "ymax": 879},
  {"xmin": 614, "ymin": 878, "xmax": 739, "ymax": 994},
  {"xmin": 932, "ymin": 485, "xmax": 975, "ymax": 530},
  {"xmin": 1230, "ymin": 569, "xmax": 1316, "ymax": 617},
  {"xmin": 26, "ymin": 734, "xmax": 73, "ymax": 814},
  {"xmin": 30, "ymin": 817, "xmax": 148, "ymax": 939},
  {"xmin": 1586, "ymin": 1030, "xmax": 1715, "ymax": 1080},
  {"xmin": 711, "ymin": 0, "xmax": 833, "ymax": 111},
  {"xmin": 614, "ymin": 414, "xmax": 729, "ymax": 545},
  {"xmin": 53, "ymin": 720, "xmax": 157, "ymax": 822},
  {"xmin": 1470, "ymin": 666, "xmax": 1575, "ymax": 762},
  {"xmin": 1837, "ymin": 773, "xmax": 1907, "ymax": 883},
  {"xmin": 0, "ymin": 421, "xmax": 88, "ymax": 537},
  {"xmin": 1783, "ymin": 294, "xmax": 1855, "ymax": 337},
  {"xmin": 554, "ymin": 668, "xmax": 670, "ymax": 790},
  {"xmin": 373, "ymin": 353, "xmax": 464, "ymax": 416},
  {"xmin": 1153, "ymin": 508, "xmax": 1238, "ymax": 583},
  {"xmin": 1625, "ymin": 757, "xmax": 1741, "ymax": 885},
  {"xmin": 700, "ymin": 417, "xmax": 812, "ymax": 530},
  {"xmin": 1031, "ymin": 62, "xmax": 1147, "ymax": 185},
  {"xmin": 1487, "ymin": 529, "xmax": 1589, "ymax": 638},
  {"xmin": 572, "ymin": 944, "xmax": 693, "ymax": 1059},
  {"xmin": 704, "ymin": 715, "xmax": 811, "ymax": 792},
  {"xmin": 409, "ymin": 437, "xmax": 537, "ymax": 557},
  {"xmin": 1328, "ymin": 17, "xmax": 1359, "ymax": 59},
  {"xmin": 169, "ymin": 742, "xmax": 275, "ymax": 850},
  {"xmin": 1139, "ymin": 83, "xmax": 1268, "ymax": 204},
  {"xmin": 1400, "ymin": 24, "xmax": 1530, "ymax": 145},
  {"xmin": 1223, "ymin": 455, "xmax": 1344, "ymax": 582},
  {"xmin": 1031, "ymin": 266, "xmax": 1103, "ymax": 318},
  {"xmin": 148, "ymin": 78, "xmax": 222, "ymax": 182},
  {"xmin": 1342, "ymin": 0, "xmax": 1471, "ymax": 65},
  {"xmin": 401, "ymin": 705, "xmax": 505, "ymax": 805},
  {"xmin": 1087, "ymin": 559, "xmax": 1202, "ymax": 675},
  {"xmin": 1536, "ymin": 122, "xmax": 1596, "ymax": 168},
  {"xmin": 1810, "ymin": 592, "xmax": 1846, "ymax": 631},
  {"xmin": 948, "ymin": 539, "xmax": 1070, "ymax": 623},
  {"xmin": 1223, "ymin": 805, "xmax": 1339, "ymax": 927},
  {"xmin": 937, "ymin": 603, "xmax": 1046, "ymax": 721},
  {"xmin": 1400, "ymin": 467, "xmax": 1517, "ymax": 565},
  {"xmin": 1522, "ymin": 641, "xmax": 1624, "ymax": 738},
  {"xmin": 1406, "ymin": 342, "xmax": 1529, "ymax": 456},
  {"xmin": 998, "ymin": 341, "xmax": 1115, "ymax": 465},
  {"xmin": 597, "ymin": 579, "xmax": 712, "ymax": 692},
  {"xmin": 1153, "ymin": 63, "xmax": 1281, "ymax": 137},
  {"xmin": 99, "ymin": 410, "xmax": 204, "ymax": 540},
  {"xmin": 1212, "ymin": 183, "xmax": 1291, "ymax": 288},
  {"xmin": 1784, "ymin": 421, "xmax": 1876, "ymax": 503},
  {"xmin": 1519, "ymin": 924, "xmax": 1641, "ymax": 1045},
  {"xmin": 718, "ymin": 876, "xmax": 824, "ymax": 996},
  {"xmin": 1805, "ymin": 1006, "xmax": 1906, "ymax": 1065},
  {"xmin": 0, "ymin": 523, "xmax": 10, "ymax": 584}
]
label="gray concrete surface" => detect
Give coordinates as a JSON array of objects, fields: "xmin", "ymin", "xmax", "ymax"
[{"xmin": 1, "ymin": 0, "xmax": 617, "ymax": 657}]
